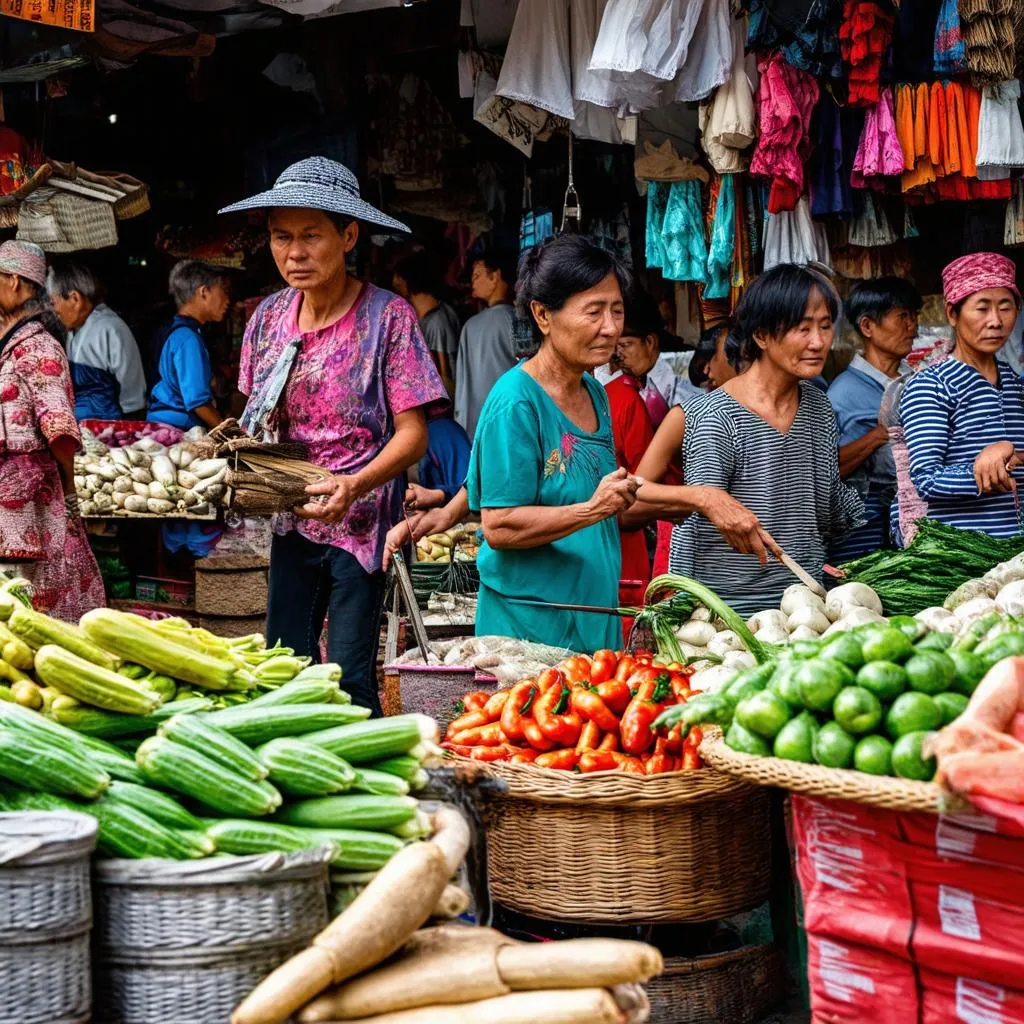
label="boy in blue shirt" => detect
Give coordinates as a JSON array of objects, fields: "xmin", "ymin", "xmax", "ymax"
[{"xmin": 148, "ymin": 261, "xmax": 230, "ymax": 430}]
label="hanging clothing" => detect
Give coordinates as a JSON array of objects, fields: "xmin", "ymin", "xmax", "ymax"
[
  {"xmin": 851, "ymin": 87, "xmax": 905, "ymax": 188},
  {"xmin": 747, "ymin": 0, "xmax": 843, "ymax": 79},
  {"xmin": 933, "ymin": 0, "xmax": 967, "ymax": 74},
  {"xmin": 705, "ymin": 174, "xmax": 736, "ymax": 301},
  {"xmin": 976, "ymin": 81, "xmax": 1024, "ymax": 173},
  {"xmin": 959, "ymin": 0, "xmax": 1016, "ymax": 85},
  {"xmin": 764, "ymin": 197, "xmax": 831, "ymax": 270},
  {"xmin": 809, "ymin": 97, "xmax": 862, "ymax": 216},
  {"xmin": 847, "ymin": 193, "xmax": 899, "ymax": 247},
  {"xmin": 891, "ymin": 0, "xmax": 941, "ymax": 81},
  {"xmin": 670, "ymin": 0, "xmax": 732, "ymax": 104},
  {"xmin": 495, "ymin": 0, "xmax": 574, "ymax": 120},
  {"xmin": 660, "ymin": 180, "xmax": 709, "ymax": 283},
  {"xmin": 839, "ymin": 0, "xmax": 896, "ymax": 108},
  {"xmin": 1006, "ymin": 178, "xmax": 1024, "ymax": 246},
  {"xmin": 750, "ymin": 52, "xmax": 820, "ymax": 214},
  {"xmin": 698, "ymin": 15, "xmax": 756, "ymax": 174}
]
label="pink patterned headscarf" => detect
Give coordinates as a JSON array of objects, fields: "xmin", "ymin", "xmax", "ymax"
[
  {"xmin": 0, "ymin": 240, "xmax": 47, "ymax": 287},
  {"xmin": 942, "ymin": 252, "xmax": 1020, "ymax": 306}
]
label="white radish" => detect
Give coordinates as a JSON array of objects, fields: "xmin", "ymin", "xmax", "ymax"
[
  {"xmin": 147, "ymin": 498, "xmax": 175, "ymax": 514},
  {"xmin": 746, "ymin": 609, "xmax": 788, "ymax": 634},
  {"xmin": 707, "ymin": 629, "xmax": 743, "ymax": 655},
  {"xmin": 676, "ymin": 620, "xmax": 717, "ymax": 646},
  {"xmin": 786, "ymin": 606, "xmax": 830, "ymax": 635},
  {"xmin": 123, "ymin": 495, "xmax": 149, "ymax": 512},
  {"xmin": 780, "ymin": 585, "xmax": 827, "ymax": 618},
  {"xmin": 789, "ymin": 625, "xmax": 822, "ymax": 641},
  {"xmin": 824, "ymin": 582, "xmax": 883, "ymax": 622},
  {"xmin": 150, "ymin": 455, "xmax": 177, "ymax": 486}
]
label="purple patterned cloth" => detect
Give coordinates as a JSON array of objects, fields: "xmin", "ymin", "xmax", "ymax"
[{"xmin": 239, "ymin": 283, "xmax": 447, "ymax": 572}]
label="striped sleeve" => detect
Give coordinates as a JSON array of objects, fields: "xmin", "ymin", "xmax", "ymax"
[
  {"xmin": 820, "ymin": 392, "xmax": 866, "ymax": 538},
  {"xmin": 899, "ymin": 370, "xmax": 979, "ymax": 499},
  {"xmin": 681, "ymin": 406, "xmax": 735, "ymax": 488}
]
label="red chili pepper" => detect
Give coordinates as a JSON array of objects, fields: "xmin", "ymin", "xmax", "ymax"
[
  {"xmin": 669, "ymin": 673, "xmax": 693, "ymax": 701},
  {"xmin": 537, "ymin": 667, "xmax": 567, "ymax": 694},
  {"xmin": 598, "ymin": 731, "xmax": 619, "ymax": 752},
  {"xmin": 482, "ymin": 690, "xmax": 510, "ymax": 720},
  {"xmin": 611, "ymin": 752, "xmax": 647, "ymax": 774},
  {"xmin": 534, "ymin": 684, "xmax": 583, "ymax": 747},
  {"xmin": 646, "ymin": 737, "xmax": 673, "ymax": 774},
  {"xmin": 559, "ymin": 655, "xmax": 593, "ymax": 684},
  {"xmin": 570, "ymin": 686, "xmax": 621, "ymax": 734},
  {"xmin": 510, "ymin": 749, "xmax": 540, "ymax": 764},
  {"xmin": 687, "ymin": 726, "xmax": 704, "ymax": 749},
  {"xmin": 664, "ymin": 723, "xmax": 685, "ymax": 756},
  {"xmin": 522, "ymin": 718, "xmax": 556, "ymax": 751},
  {"xmin": 469, "ymin": 744, "xmax": 517, "ymax": 762},
  {"xmin": 682, "ymin": 747, "xmax": 702, "ymax": 770},
  {"xmin": 500, "ymin": 679, "xmax": 538, "ymax": 743},
  {"xmin": 576, "ymin": 719, "xmax": 602, "ymax": 753},
  {"xmin": 620, "ymin": 671, "xmax": 674, "ymax": 756},
  {"xmin": 445, "ymin": 709, "xmax": 490, "ymax": 740},
  {"xmin": 535, "ymin": 748, "xmax": 581, "ymax": 771},
  {"xmin": 595, "ymin": 677, "xmax": 632, "ymax": 714},
  {"xmin": 578, "ymin": 750, "xmax": 619, "ymax": 773},
  {"xmin": 613, "ymin": 654, "xmax": 637, "ymax": 683},
  {"xmin": 461, "ymin": 691, "xmax": 491, "ymax": 712},
  {"xmin": 449, "ymin": 722, "xmax": 505, "ymax": 747},
  {"xmin": 589, "ymin": 649, "xmax": 618, "ymax": 685},
  {"xmin": 440, "ymin": 742, "xmax": 473, "ymax": 756}
]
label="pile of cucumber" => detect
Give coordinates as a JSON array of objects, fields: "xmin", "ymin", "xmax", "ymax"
[{"xmin": 0, "ymin": 674, "xmax": 439, "ymax": 872}]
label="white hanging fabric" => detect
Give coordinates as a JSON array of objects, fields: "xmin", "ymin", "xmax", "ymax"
[
  {"xmin": 976, "ymin": 80, "xmax": 1024, "ymax": 178},
  {"xmin": 698, "ymin": 14, "xmax": 756, "ymax": 173},
  {"xmin": 495, "ymin": 0, "xmax": 575, "ymax": 120},
  {"xmin": 763, "ymin": 197, "xmax": 831, "ymax": 271}
]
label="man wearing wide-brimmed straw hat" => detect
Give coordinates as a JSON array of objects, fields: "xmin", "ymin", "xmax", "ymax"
[{"xmin": 220, "ymin": 158, "xmax": 447, "ymax": 714}]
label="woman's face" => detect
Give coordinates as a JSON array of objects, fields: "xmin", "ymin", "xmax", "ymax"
[
  {"xmin": 706, "ymin": 329, "xmax": 737, "ymax": 389},
  {"xmin": 948, "ymin": 287, "xmax": 1018, "ymax": 357},
  {"xmin": 268, "ymin": 208, "xmax": 356, "ymax": 292},
  {"xmin": 532, "ymin": 273, "xmax": 625, "ymax": 371},
  {"xmin": 755, "ymin": 289, "xmax": 834, "ymax": 379}
]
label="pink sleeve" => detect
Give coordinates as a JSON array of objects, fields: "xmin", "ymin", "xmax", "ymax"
[
  {"xmin": 20, "ymin": 335, "xmax": 79, "ymax": 445},
  {"xmin": 382, "ymin": 298, "xmax": 448, "ymax": 416},
  {"xmin": 238, "ymin": 312, "xmax": 258, "ymax": 397}
]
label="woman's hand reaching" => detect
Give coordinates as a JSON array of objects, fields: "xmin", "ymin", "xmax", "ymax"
[
  {"xmin": 586, "ymin": 468, "xmax": 641, "ymax": 521},
  {"xmin": 698, "ymin": 487, "xmax": 783, "ymax": 566},
  {"xmin": 974, "ymin": 441, "xmax": 1022, "ymax": 494}
]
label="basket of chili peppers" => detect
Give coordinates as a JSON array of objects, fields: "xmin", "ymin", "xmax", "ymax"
[{"xmin": 442, "ymin": 649, "xmax": 773, "ymax": 923}]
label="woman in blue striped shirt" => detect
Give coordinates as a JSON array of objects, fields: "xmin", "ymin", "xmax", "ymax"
[{"xmin": 899, "ymin": 253, "xmax": 1023, "ymax": 539}]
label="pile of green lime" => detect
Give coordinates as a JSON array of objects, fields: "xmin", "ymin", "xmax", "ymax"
[{"xmin": 721, "ymin": 619, "xmax": 988, "ymax": 782}]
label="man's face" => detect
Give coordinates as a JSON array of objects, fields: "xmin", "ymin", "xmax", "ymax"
[
  {"xmin": 198, "ymin": 279, "xmax": 231, "ymax": 323},
  {"xmin": 862, "ymin": 307, "xmax": 918, "ymax": 360},
  {"xmin": 268, "ymin": 208, "xmax": 357, "ymax": 292},
  {"xmin": 51, "ymin": 290, "xmax": 90, "ymax": 330},
  {"xmin": 471, "ymin": 261, "xmax": 498, "ymax": 302}
]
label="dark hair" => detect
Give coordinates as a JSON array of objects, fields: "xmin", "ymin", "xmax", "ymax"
[
  {"xmin": 515, "ymin": 235, "xmax": 632, "ymax": 353},
  {"xmin": 393, "ymin": 251, "xmax": 442, "ymax": 299},
  {"xmin": 687, "ymin": 323, "xmax": 739, "ymax": 387},
  {"xmin": 325, "ymin": 212, "xmax": 357, "ymax": 237},
  {"xmin": 622, "ymin": 287, "xmax": 663, "ymax": 340},
  {"xmin": 46, "ymin": 262, "xmax": 104, "ymax": 305},
  {"xmin": 732, "ymin": 264, "xmax": 839, "ymax": 363},
  {"xmin": 474, "ymin": 249, "xmax": 518, "ymax": 289},
  {"xmin": 846, "ymin": 276, "xmax": 922, "ymax": 337},
  {"xmin": 19, "ymin": 279, "xmax": 67, "ymax": 344},
  {"xmin": 169, "ymin": 261, "xmax": 227, "ymax": 308}
]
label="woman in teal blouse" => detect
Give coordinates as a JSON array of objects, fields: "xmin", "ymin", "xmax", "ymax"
[{"xmin": 465, "ymin": 235, "xmax": 639, "ymax": 651}]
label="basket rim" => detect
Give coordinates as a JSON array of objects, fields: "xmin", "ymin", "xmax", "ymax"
[
  {"xmin": 658, "ymin": 942, "xmax": 783, "ymax": 976},
  {"xmin": 448, "ymin": 753, "xmax": 759, "ymax": 806},
  {"xmin": 699, "ymin": 726, "xmax": 944, "ymax": 814}
]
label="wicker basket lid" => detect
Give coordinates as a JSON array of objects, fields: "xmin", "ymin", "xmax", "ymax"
[
  {"xmin": 0, "ymin": 811, "xmax": 97, "ymax": 866},
  {"xmin": 94, "ymin": 847, "xmax": 332, "ymax": 886}
]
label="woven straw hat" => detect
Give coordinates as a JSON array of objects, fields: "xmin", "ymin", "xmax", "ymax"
[{"xmin": 218, "ymin": 156, "xmax": 409, "ymax": 233}]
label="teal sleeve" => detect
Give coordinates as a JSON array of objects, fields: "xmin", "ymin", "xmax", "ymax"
[{"xmin": 467, "ymin": 398, "xmax": 543, "ymax": 512}]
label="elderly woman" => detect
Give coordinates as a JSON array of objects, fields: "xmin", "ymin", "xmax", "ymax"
[
  {"xmin": 467, "ymin": 235, "xmax": 639, "ymax": 651},
  {"xmin": 0, "ymin": 241, "xmax": 104, "ymax": 620},
  {"xmin": 220, "ymin": 158, "xmax": 446, "ymax": 713},
  {"xmin": 900, "ymin": 253, "xmax": 1024, "ymax": 537},
  {"xmin": 664, "ymin": 263, "xmax": 863, "ymax": 615}
]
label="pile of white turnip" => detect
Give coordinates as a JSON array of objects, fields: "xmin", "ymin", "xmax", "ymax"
[{"xmin": 915, "ymin": 552, "xmax": 1024, "ymax": 634}]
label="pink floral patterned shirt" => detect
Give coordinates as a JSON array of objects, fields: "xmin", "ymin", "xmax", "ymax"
[{"xmin": 238, "ymin": 283, "xmax": 447, "ymax": 573}]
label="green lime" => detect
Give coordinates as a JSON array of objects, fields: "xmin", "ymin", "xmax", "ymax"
[
  {"xmin": 813, "ymin": 721, "xmax": 857, "ymax": 769},
  {"xmin": 891, "ymin": 731, "xmax": 937, "ymax": 781},
  {"xmin": 853, "ymin": 735, "xmax": 894, "ymax": 776},
  {"xmin": 789, "ymin": 639, "xmax": 824, "ymax": 661},
  {"xmin": 948, "ymin": 651, "xmax": 987, "ymax": 696},
  {"xmin": 819, "ymin": 632, "xmax": 866, "ymax": 670},
  {"xmin": 796, "ymin": 659, "xmax": 856, "ymax": 712},
  {"xmin": 885, "ymin": 692, "xmax": 941, "ymax": 739},
  {"xmin": 861, "ymin": 628, "xmax": 915, "ymax": 665},
  {"xmin": 933, "ymin": 691, "xmax": 969, "ymax": 726},
  {"xmin": 856, "ymin": 660, "xmax": 908, "ymax": 703},
  {"xmin": 916, "ymin": 631, "xmax": 955, "ymax": 652},
  {"xmin": 974, "ymin": 632, "xmax": 1024, "ymax": 668},
  {"xmin": 725, "ymin": 721, "xmax": 772, "ymax": 757},
  {"xmin": 904, "ymin": 651, "xmax": 955, "ymax": 695},
  {"xmin": 832, "ymin": 686, "xmax": 883, "ymax": 735},
  {"xmin": 773, "ymin": 714, "xmax": 816, "ymax": 763},
  {"xmin": 770, "ymin": 663, "xmax": 805, "ymax": 708},
  {"xmin": 735, "ymin": 691, "xmax": 793, "ymax": 740},
  {"xmin": 889, "ymin": 615, "xmax": 925, "ymax": 641}
]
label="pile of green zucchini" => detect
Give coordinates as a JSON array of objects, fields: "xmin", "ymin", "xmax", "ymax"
[{"xmin": 0, "ymin": 675, "xmax": 440, "ymax": 871}]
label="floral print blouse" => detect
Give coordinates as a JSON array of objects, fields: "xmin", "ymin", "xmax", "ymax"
[{"xmin": 238, "ymin": 283, "xmax": 447, "ymax": 573}]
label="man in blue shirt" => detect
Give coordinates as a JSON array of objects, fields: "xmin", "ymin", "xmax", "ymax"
[
  {"xmin": 48, "ymin": 263, "xmax": 147, "ymax": 420},
  {"xmin": 406, "ymin": 402, "xmax": 471, "ymax": 511},
  {"xmin": 148, "ymin": 261, "xmax": 230, "ymax": 430},
  {"xmin": 828, "ymin": 276, "xmax": 922, "ymax": 562}
]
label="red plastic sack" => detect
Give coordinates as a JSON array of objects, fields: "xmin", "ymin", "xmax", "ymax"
[
  {"xmin": 911, "ymin": 881, "xmax": 1024, "ymax": 990},
  {"xmin": 792, "ymin": 795, "xmax": 913, "ymax": 956},
  {"xmin": 807, "ymin": 933, "xmax": 918, "ymax": 1024},
  {"xmin": 900, "ymin": 811, "xmax": 1024, "ymax": 872},
  {"xmin": 921, "ymin": 969, "xmax": 1024, "ymax": 1024}
]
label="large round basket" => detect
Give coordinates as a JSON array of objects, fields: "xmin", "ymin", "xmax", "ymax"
[
  {"xmin": 465, "ymin": 760, "xmax": 772, "ymax": 923},
  {"xmin": 645, "ymin": 944, "xmax": 786, "ymax": 1024},
  {"xmin": 699, "ymin": 726, "xmax": 944, "ymax": 813},
  {"xmin": 92, "ymin": 850, "xmax": 330, "ymax": 1024},
  {"xmin": 0, "ymin": 811, "xmax": 97, "ymax": 1024}
]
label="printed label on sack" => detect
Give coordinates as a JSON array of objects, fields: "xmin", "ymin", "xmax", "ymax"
[
  {"xmin": 939, "ymin": 886, "xmax": 982, "ymax": 942},
  {"xmin": 937, "ymin": 819, "xmax": 979, "ymax": 859},
  {"xmin": 956, "ymin": 977, "xmax": 1006, "ymax": 1024},
  {"xmin": 817, "ymin": 937, "xmax": 876, "ymax": 1003}
]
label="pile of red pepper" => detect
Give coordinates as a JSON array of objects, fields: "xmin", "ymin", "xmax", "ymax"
[{"xmin": 441, "ymin": 649, "xmax": 704, "ymax": 774}]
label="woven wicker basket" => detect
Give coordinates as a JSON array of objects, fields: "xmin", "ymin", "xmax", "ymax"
[
  {"xmin": 645, "ymin": 944, "xmax": 786, "ymax": 1024},
  {"xmin": 93, "ymin": 851, "xmax": 330, "ymax": 1024},
  {"xmin": 465, "ymin": 760, "xmax": 772, "ymax": 923},
  {"xmin": 699, "ymin": 726, "xmax": 944, "ymax": 813}
]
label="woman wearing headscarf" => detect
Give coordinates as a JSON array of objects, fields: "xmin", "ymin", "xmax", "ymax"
[
  {"xmin": 220, "ymin": 158, "xmax": 447, "ymax": 714},
  {"xmin": 0, "ymin": 241, "xmax": 104, "ymax": 620},
  {"xmin": 899, "ymin": 253, "xmax": 1024, "ymax": 537}
]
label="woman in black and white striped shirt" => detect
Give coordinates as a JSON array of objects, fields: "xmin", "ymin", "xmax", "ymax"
[{"xmin": 666, "ymin": 264, "xmax": 863, "ymax": 615}]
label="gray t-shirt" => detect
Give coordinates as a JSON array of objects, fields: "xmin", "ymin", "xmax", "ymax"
[
  {"xmin": 421, "ymin": 302, "xmax": 460, "ymax": 360},
  {"xmin": 454, "ymin": 303, "xmax": 517, "ymax": 441}
]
